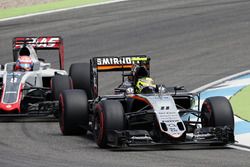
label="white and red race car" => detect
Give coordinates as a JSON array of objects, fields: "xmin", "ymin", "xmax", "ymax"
[{"xmin": 0, "ymin": 36, "xmax": 72, "ymax": 117}]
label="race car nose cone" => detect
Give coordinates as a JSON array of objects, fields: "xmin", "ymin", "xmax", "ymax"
[
  {"xmin": 0, "ymin": 103, "xmax": 20, "ymax": 113},
  {"xmin": 4, "ymin": 104, "xmax": 16, "ymax": 111}
]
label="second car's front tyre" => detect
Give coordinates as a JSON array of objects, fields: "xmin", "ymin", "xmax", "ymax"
[
  {"xmin": 51, "ymin": 75, "xmax": 73, "ymax": 100},
  {"xmin": 51, "ymin": 75, "xmax": 73, "ymax": 118},
  {"xmin": 59, "ymin": 89, "xmax": 88, "ymax": 135}
]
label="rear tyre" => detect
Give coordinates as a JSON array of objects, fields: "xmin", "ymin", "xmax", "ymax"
[
  {"xmin": 69, "ymin": 63, "xmax": 93, "ymax": 99},
  {"xmin": 201, "ymin": 96, "xmax": 234, "ymax": 143},
  {"xmin": 94, "ymin": 100, "xmax": 125, "ymax": 148},
  {"xmin": 59, "ymin": 89, "xmax": 88, "ymax": 135},
  {"xmin": 51, "ymin": 75, "xmax": 73, "ymax": 118}
]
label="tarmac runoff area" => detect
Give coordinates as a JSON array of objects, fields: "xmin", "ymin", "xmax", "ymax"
[{"xmin": 192, "ymin": 71, "xmax": 250, "ymax": 148}]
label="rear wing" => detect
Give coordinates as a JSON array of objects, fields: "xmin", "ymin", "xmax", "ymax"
[
  {"xmin": 12, "ymin": 36, "xmax": 64, "ymax": 70},
  {"xmin": 91, "ymin": 55, "xmax": 150, "ymax": 72},
  {"xmin": 90, "ymin": 55, "xmax": 150, "ymax": 98}
]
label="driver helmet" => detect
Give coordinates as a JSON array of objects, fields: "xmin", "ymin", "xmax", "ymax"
[
  {"xmin": 15, "ymin": 55, "xmax": 33, "ymax": 71},
  {"xmin": 135, "ymin": 77, "xmax": 156, "ymax": 94},
  {"xmin": 132, "ymin": 64, "xmax": 149, "ymax": 78}
]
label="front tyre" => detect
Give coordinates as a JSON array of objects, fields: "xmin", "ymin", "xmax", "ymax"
[
  {"xmin": 201, "ymin": 96, "xmax": 235, "ymax": 143},
  {"xmin": 51, "ymin": 75, "xmax": 73, "ymax": 118},
  {"xmin": 201, "ymin": 96, "xmax": 234, "ymax": 129},
  {"xmin": 94, "ymin": 100, "xmax": 125, "ymax": 148},
  {"xmin": 51, "ymin": 75, "xmax": 73, "ymax": 100}
]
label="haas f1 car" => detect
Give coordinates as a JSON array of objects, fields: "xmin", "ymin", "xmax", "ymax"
[
  {"xmin": 58, "ymin": 56, "xmax": 235, "ymax": 148},
  {"xmin": 0, "ymin": 36, "xmax": 73, "ymax": 117}
]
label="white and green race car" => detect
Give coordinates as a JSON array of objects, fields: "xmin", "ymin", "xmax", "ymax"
[{"xmin": 58, "ymin": 56, "xmax": 235, "ymax": 148}]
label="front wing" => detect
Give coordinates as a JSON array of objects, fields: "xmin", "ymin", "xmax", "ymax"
[
  {"xmin": 106, "ymin": 127, "xmax": 235, "ymax": 148},
  {"xmin": 0, "ymin": 101, "xmax": 58, "ymax": 117}
]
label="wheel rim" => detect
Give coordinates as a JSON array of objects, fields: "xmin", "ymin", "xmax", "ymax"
[
  {"xmin": 201, "ymin": 101, "xmax": 212, "ymax": 127},
  {"xmin": 94, "ymin": 112, "xmax": 104, "ymax": 144},
  {"xmin": 59, "ymin": 94, "xmax": 65, "ymax": 133}
]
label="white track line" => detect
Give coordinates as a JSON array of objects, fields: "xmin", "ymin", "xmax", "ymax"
[
  {"xmin": 191, "ymin": 70, "xmax": 250, "ymax": 93},
  {"xmin": 228, "ymin": 144, "xmax": 250, "ymax": 152},
  {"xmin": 0, "ymin": 0, "xmax": 129, "ymax": 22}
]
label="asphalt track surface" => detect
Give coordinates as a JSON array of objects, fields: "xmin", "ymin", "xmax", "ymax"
[{"xmin": 0, "ymin": 0, "xmax": 250, "ymax": 166}]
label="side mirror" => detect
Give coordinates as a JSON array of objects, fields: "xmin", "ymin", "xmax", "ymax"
[
  {"xmin": 114, "ymin": 87, "xmax": 134, "ymax": 94},
  {"xmin": 38, "ymin": 58, "xmax": 45, "ymax": 62},
  {"xmin": 6, "ymin": 63, "xmax": 15, "ymax": 72},
  {"xmin": 174, "ymin": 86, "xmax": 185, "ymax": 91},
  {"xmin": 174, "ymin": 86, "xmax": 185, "ymax": 95},
  {"xmin": 115, "ymin": 87, "xmax": 126, "ymax": 92},
  {"xmin": 157, "ymin": 84, "xmax": 168, "ymax": 93}
]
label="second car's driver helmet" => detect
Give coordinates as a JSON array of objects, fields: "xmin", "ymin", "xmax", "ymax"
[
  {"xmin": 132, "ymin": 64, "xmax": 149, "ymax": 78},
  {"xmin": 135, "ymin": 77, "xmax": 156, "ymax": 94},
  {"xmin": 15, "ymin": 56, "xmax": 33, "ymax": 71}
]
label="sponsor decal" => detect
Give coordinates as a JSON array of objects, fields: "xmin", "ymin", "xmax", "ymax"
[
  {"xmin": 96, "ymin": 57, "xmax": 132, "ymax": 66},
  {"xmin": 126, "ymin": 87, "xmax": 134, "ymax": 94},
  {"xmin": 168, "ymin": 123, "xmax": 177, "ymax": 127},
  {"xmin": 130, "ymin": 136, "xmax": 152, "ymax": 140},
  {"xmin": 131, "ymin": 57, "xmax": 148, "ymax": 61},
  {"xmin": 5, "ymin": 91, "xmax": 17, "ymax": 94},
  {"xmin": 15, "ymin": 37, "xmax": 60, "ymax": 49},
  {"xmin": 6, "ymin": 105, "xmax": 12, "ymax": 109},
  {"xmin": 96, "ymin": 57, "xmax": 147, "ymax": 66}
]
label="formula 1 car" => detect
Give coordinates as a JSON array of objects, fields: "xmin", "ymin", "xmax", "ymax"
[
  {"xmin": 0, "ymin": 36, "xmax": 72, "ymax": 117},
  {"xmin": 58, "ymin": 55, "xmax": 235, "ymax": 148}
]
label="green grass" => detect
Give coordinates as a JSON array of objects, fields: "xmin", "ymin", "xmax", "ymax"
[
  {"xmin": 0, "ymin": 0, "xmax": 111, "ymax": 19},
  {"xmin": 230, "ymin": 85, "xmax": 250, "ymax": 122}
]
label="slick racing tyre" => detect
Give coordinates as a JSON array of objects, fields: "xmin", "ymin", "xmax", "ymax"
[
  {"xmin": 69, "ymin": 63, "xmax": 93, "ymax": 100},
  {"xmin": 59, "ymin": 89, "xmax": 88, "ymax": 135},
  {"xmin": 51, "ymin": 75, "xmax": 73, "ymax": 100},
  {"xmin": 201, "ymin": 96, "xmax": 234, "ymax": 129},
  {"xmin": 94, "ymin": 100, "xmax": 125, "ymax": 148},
  {"xmin": 51, "ymin": 75, "xmax": 73, "ymax": 118}
]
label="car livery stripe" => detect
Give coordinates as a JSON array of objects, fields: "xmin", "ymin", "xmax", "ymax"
[
  {"xmin": 97, "ymin": 65, "xmax": 133, "ymax": 71},
  {"xmin": 129, "ymin": 95, "xmax": 152, "ymax": 106}
]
